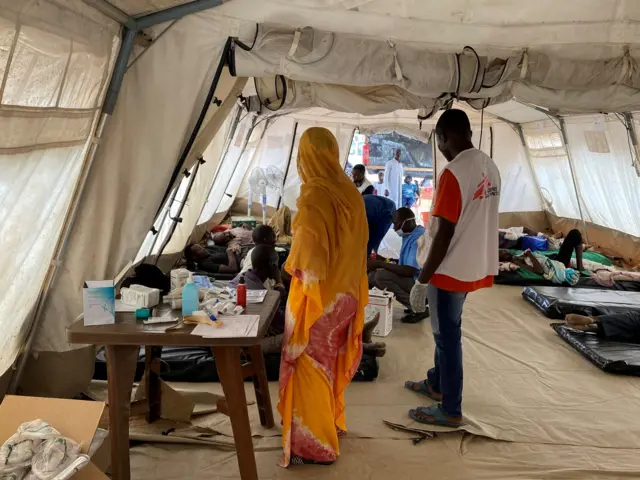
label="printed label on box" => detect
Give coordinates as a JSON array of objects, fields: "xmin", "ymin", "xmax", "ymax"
[{"xmin": 83, "ymin": 280, "xmax": 115, "ymax": 326}]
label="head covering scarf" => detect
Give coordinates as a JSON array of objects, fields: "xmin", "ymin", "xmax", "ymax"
[{"xmin": 278, "ymin": 127, "xmax": 369, "ymax": 466}]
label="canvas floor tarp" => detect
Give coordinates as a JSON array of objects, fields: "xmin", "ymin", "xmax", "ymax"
[{"xmin": 127, "ymin": 285, "xmax": 640, "ymax": 479}]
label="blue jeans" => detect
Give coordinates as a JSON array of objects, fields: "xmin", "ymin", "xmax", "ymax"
[{"xmin": 426, "ymin": 284, "xmax": 467, "ymax": 417}]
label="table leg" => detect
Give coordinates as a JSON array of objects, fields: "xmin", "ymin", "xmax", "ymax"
[
  {"xmin": 213, "ymin": 346, "xmax": 258, "ymax": 480},
  {"xmin": 106, "ymin": 345, "xmax": 139, "ymax": 480},
  {"xmin": 247, "ymin": 345, "xmax": 274, "ymax": 428},
  {"xmin": 144, "ymin": 346, "xmax": 163, "ymax": 423}
]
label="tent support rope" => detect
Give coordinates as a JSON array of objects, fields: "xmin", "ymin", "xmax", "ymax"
[{"xmin": 276, "ymin": 121, "xmax": 298, "ymax": 209}]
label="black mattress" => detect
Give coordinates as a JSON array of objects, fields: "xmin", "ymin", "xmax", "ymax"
[
  {"xmin": 496, "ymin": 271, "xmax": 640, "ymax": 291},
  {"xmin": 94, "ymin": 346, "xmax": 378, "ymax": 383},
  {"xmin": 552, "ymin": 323, "xmax": 640, "ymax": 375},
  {"xmin": 522, "ymin": 286, "xmax": 640, "ymax": 319}
]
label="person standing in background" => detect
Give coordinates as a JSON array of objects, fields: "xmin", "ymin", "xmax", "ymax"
[{"xmin": 383, "ymin": 148, "xmax": 404, "ymax": 208}]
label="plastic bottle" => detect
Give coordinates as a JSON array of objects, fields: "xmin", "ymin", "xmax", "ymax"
[
  {"xmin": 181, "ymin": 274, "xmax": 199, "ymax": 316},
  {"xmin": 236, "ymin": 274, "xmax": 247, "ymax": 309}
]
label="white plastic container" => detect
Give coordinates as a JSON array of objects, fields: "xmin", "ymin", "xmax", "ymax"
[{"xmin": 120, "ymin": 284, "xmax": 160, "ymax": 309}]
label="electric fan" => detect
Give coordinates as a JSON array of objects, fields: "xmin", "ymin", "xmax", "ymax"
[{"xmin": 247, "ymin": 165, "xmax": 284, "ymax": 224}]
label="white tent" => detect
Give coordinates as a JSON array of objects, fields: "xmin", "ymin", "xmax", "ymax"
[{"xmin": 2, "ymin": 0, "xmax": 640, "ymax": 400}]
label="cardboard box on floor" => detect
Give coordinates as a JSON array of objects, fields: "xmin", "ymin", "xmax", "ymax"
[{"xmin": 0, "ymin": 395, "xmax": 109, "ymax": 480}]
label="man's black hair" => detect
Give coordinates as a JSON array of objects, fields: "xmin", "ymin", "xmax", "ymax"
[
  {"xmin": 394, "ymin": 207, "xmax": 415, "ymax": 222},
  {"xmin": 252, "ymin": 224, "xmax": 276, "ymax": 244},
  {"xmin": 435, "ymin": 109, "xmax": 472, "ymax": 136},
  {"xmin": 352, "ymin": 164, "xmax": 366, "ymax": 173}
]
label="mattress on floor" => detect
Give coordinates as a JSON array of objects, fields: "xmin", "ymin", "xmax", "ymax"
[
  {"xmin": 522, "ymin": 286, "xmax": 640, "ymax": 319},
  {"xmin": 551, "ymin": 323, "xmax": 640, "ymax": 375},
  {"xmin": 496, "ymin": 271, "xmax": 640, "ymax": 291}
]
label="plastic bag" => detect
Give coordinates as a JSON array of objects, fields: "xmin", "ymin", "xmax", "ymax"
[
  {"xmin": 17, "ymin": 421, "xmax": 59, "ymax": 442},
  {"xmin": 0, "ymin": 434, "xmax": 37, "ymax": 472},
  {"xmin": 30, "ymin": 437, "xmax": 81, "ymax": 480}
]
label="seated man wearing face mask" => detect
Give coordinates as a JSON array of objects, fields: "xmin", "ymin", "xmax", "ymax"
[{"xmin": 367, "ymin": 207, "xmax": 429, "ymax": 323}]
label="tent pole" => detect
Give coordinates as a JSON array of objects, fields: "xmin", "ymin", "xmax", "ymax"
[
  {"xmin": 190, "ymin": 104, "xmax": 244, "ymax": 239},
  {"xmin": 622, "ymin": 112, "xmax": 640, "ymax": 169},
  {"xmin": 515, "ymin": 124, "xmax": 547, "ymax": 214},
  {"xmin": 82, "ymin": 0, "xmax": 136, "ymax": 28},
  {"xmin": 7, "ymin": 113, "xmax": 111, "ymax": 395},
  {"xmin": 154, "ymin": 157, "xmax": 205, "ymax": 262},
  {"xmin": 154, "ymin": 37, "xmax": 232, "ymax": 220},
  {"xmin": 489, "ymin": 126, "xmax": 494, "ymax": 158},
  {"xmin": 276, "ymin": 121, "xmax": 298, "ymax": 209},
  {"xmin": 135, "ymin": 0, "xmax": 224, "ymax": 29},
  {"xmin": 558, "ymin": 117, "xmax": 589, "ymax": 243},
  {"xmin": 102, "ymin": 28, "xmax": 138, "ymax": 115},
  {"xmin": 8, "ymin": 26, "xmax": 140, "ymax": 393},
  {"xmin": 342, "ymin": 127, "xmax": 356, "ymax": 170}
]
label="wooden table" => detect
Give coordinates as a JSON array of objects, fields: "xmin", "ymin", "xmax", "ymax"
[{"xmin": 67, "ymin": 291, "xmax": 280, "ymax": 480}]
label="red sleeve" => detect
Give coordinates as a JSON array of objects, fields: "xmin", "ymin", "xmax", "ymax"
[{"xmin": 432, "ymin": 170, "xmax": 462, "ymax": 223}]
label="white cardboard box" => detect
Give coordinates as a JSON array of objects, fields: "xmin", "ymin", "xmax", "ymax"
[
  {"xmin": 366, "ymin": 288, "xmax": 394, "ymax": 337},
  {"xmin": 83, "ymin": 280, "xmax": 115, "ymax": 326}
]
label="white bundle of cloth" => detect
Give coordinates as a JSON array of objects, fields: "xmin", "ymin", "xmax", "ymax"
[{"xmin": 0, "ymin": 420, "xmax": 88, "ymax": 480}]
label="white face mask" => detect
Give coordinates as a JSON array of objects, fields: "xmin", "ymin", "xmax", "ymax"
[{"xmin": 394, "ymin": 218, "xmax": 412, "ymax": 237}]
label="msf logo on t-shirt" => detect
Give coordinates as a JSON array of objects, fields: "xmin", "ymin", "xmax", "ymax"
[{"xmin": 472, "ymin": 174, "xmax": 499, "ymax": 201}]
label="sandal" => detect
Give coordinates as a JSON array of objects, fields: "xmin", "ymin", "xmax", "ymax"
[
  {"xmin": 404, "ymin": 380, "xmax": 442, "ymax": 402},
  {"xmin": 408, "ymin": 404, "xmax": 463, "ymax": 428}
]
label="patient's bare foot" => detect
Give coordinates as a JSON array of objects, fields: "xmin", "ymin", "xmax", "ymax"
[
  {"xmin": 565, "ymin": 313, "xmax": 595, "ymax": 331},
  {"xmin": 363, "ymin": 312, "xmax": 380, "ymax": 344}
]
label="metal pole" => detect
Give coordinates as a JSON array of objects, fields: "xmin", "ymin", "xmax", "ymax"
[
  {"xmin": 102, "ymin": 28, "xmax": 138, "ymax": 115},
  {"xmin": 489, "ymin": 125, "xmax": 494, "ymax": 158},
  {"xmin": 342, "ymin": 127, "xmax": 356, "ymax": 170},
  {"xmin": 623, "ymin": 112, "xmax": 640, "ymax": 170},
  {"xmin": 82, "ymin": 0, "xmax": 136, "ymax": 28},
  {"xmin": 7, "ymin": 113, "xmax": 111, "ymax": 394},
  {"xmin": 135, "ymin": 0, "xmax": 224, "ymax": 29},
  {"xmin": 515, "ymin": 124, "xmax": 548, "ymax": 216},
  {"xmin": 558, "ymin": 117, "xmax": 589, "ymax": 243},
  {"xmin": 154, "ymin": 37, "xmax": 232, "ymax": 219},
  {"xmin": 276, "ymin": 121, "xmax": 298, "ymax": 209},
  {"xmin": 155, "ymin": 157, "xmax": 205, "ymax": 261}
]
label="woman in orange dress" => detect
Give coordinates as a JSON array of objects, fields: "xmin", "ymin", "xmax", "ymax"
[{"xmin": 278, "ymin": 127, "xmax": 369, "ymax": 466}]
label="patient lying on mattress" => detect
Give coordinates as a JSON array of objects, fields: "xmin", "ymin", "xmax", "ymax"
[
  {"xmin": 498, "ymin": 229, "xmax": 586, "ymax": 285},
  {"xmin": 185, "ymin": 225, "xmax": 276, "ymax": 274},
  {"xmin": 566, "ymin": 311, "xmax": 640, "ymax": 343}
]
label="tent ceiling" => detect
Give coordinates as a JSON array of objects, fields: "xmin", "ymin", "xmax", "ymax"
[
  {"xmin": 108, "ymin": 0, "xmax": 193, "ymax": 16},
  {"xmin": 100, "ymin": 1, "xmax": 640, "ymax": 54}
]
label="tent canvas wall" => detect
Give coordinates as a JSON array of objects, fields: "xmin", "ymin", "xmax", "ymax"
[{"xmin": 1, "ymin": 0, "xmax": 639, "ymax": 398}]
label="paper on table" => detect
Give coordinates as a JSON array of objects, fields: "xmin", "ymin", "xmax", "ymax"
[
  {"xmin": 246, "ymin": 290, "xmax": 267, "ymax": 304},
  {"xmin": 191, "ymin": 315, "xmax": 260, "ymax": 338}
]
